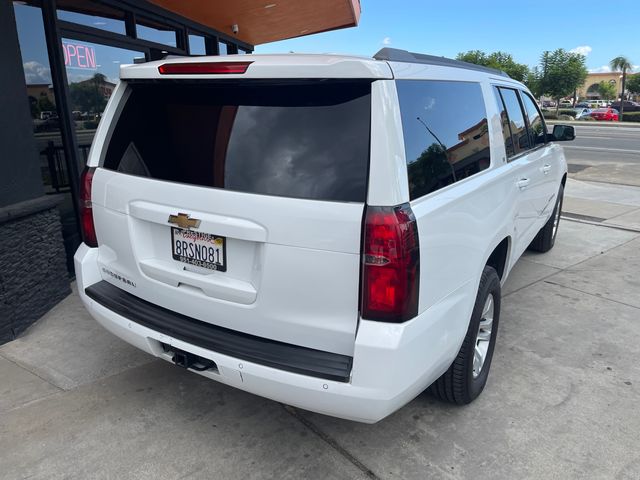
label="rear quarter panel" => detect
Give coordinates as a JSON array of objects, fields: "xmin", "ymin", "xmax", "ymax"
[
  {"xmin": 383, "ymin": 75, "xmax": 519, "ymax": 316},
  {"xmin": 411, "ymin": 163, "xmax": 517, "ymax": 314}
]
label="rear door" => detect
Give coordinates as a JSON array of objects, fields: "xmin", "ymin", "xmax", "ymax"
[
  {"xmin": 520, "ymin": 91, "xmax": 561, "ymax": 224},
  {"xmin": 493, "ymin": 86, "xmax": 546, "ymax": 257},
  {"xmin": 89, "ymin": 79, "xmax": 373, "ymax": 356}
]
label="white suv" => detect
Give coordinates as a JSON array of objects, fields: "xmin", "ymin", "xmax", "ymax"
[{"xmin": 76, "ymin": 48, "xmax": 570, "ymax": 423}]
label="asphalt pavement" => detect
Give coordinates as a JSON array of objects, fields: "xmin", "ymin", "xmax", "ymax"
[{"xmin": 561, "ymin": 123, "xmax": 640, "ymax": 186}]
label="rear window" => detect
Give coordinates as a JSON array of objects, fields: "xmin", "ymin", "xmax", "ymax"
[
  {"xmin": 396, "ymin": 80, "xmax": 490, "ymax": 200},
  {"xmin": 496, "ymin": 87, "xmax": 530, "ymax": 157},
  {"xmin": 103, "ymin": 81, "xmax": 371, "ymax": 202}
]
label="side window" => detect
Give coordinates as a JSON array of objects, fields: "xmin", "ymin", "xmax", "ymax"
[
  {"xmin": 497, "ymin": 87, "xmax": 530, "ymax": 157},
  {"xmin": 493, "ymin": 87, "xmax": 515, "ymax": 158},
  {"xmin": 520, "ymin": 92, "xmax": 547, "ymax": 147},
  {"xmin": 397, "ymin": 80, "xmax": 491, "ymax": 200}
]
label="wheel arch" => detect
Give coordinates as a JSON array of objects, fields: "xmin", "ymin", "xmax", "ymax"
[{"xmin": 485, "ymin": 236, "xmax": 511, "ymax": 281}]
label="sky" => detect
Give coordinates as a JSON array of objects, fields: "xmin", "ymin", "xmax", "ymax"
[
  {"xmin": 256, "ymin": 0, "xmax": 640, "ymax": 73},
  {"xmin": 14, "ymin": 0, "xmax": 640, "ymax": 87}
]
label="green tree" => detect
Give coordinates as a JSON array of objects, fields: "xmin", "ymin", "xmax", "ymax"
[
  {"xmin": 524, "ymin": 67, "xmax": 543, "ymax": 98},
  {"xmin": 524, "ymin": 52, "xmax": 553, "ymax": 101},
  {"xmin": 627, "ymin": 73, "xmax": 640, "ymax": 95},
  {"xmin": 536, "ymin": 49, "xmax": 588, "ymax": 115},
  {"xmin": 28, "ymin": 96, "xmax": 39, "ymax": 119},
  {"xmin": 68, "ymin": 73, "xmax": 108, "ymax": 114},
  {"xmin": 456, "ymin": 50, "xmax": 529, "ymax": 81},
  {"xmin": 407, "ymin": 143, "xmax": 454, "ymax": 198},
  {"xmin": 610, "ymin": 56, "xmax": 633, "ymax": 119},
  {"xmin": 37, "ymin": 93, "xmax": 56, "ymax": 113},
  {"xmin": 456, "ymin": 50, "xmax": 487, "ymax": 66},
  {"xmin": 597, "ymin": 81, "xmax": 616, "ymax": 101}
]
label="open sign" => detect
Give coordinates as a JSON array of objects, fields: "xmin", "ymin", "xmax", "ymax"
[{"xmin": 63, "ymin": 42, "xmax": 97, "ymax": 70}]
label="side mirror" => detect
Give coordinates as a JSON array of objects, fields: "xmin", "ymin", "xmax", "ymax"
[{"xmin": 552, "ymin": 124, "xmax": 575, "ymax": 141}]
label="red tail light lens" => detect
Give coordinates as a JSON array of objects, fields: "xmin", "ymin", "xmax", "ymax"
[
  {"xmin": 79, "ymin": 167, "xmax": 97, "ymax": 248},
  {"xmin": 361, "ymin": 203, "xmax": 420, "ymax": 322},
  {"xmin": 158, "ymin": 62, "xmax": 252, "ymax": 75}
]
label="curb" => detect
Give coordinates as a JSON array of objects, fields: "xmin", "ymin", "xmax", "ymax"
[{"xmin": 546, "ymin": 120, "xmax": 640, "ymax": 128}]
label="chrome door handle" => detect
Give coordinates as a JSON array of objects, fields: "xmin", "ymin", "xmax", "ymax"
[
  {"xmin": 542, "ymin": 164, "xmax": 552, "ymax": 175},
  {"xmin": 517, "ymin": 178, "xmax": 531, "ymax": 189}
]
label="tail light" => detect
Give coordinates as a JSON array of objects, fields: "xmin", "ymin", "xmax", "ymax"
[
  {"xmin": 361, "ymin": 203, "xmax": 420, "ymax": 322},
  {"xmin": 79, "ymin": 167, "xmax": 97, "ymax": 247},
  {"xmin": 158, "ymin": 62, "xmax": 252, "ymax": 75}
]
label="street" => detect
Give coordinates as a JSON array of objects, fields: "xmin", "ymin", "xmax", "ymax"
[{"xmin": 563, "ymin": 124, "xmax": 640, "ymax": 186}]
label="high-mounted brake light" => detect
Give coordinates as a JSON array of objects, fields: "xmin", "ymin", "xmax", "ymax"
[
  {"xmin": 79, "ymin": 167, "xmax": 97, "ymax": 248},
  {"xmin": 360, "ymin": 203, "xmax": 420, "ymax": 322},
  {"xmin": 158, "ymin": 62, "xmax": 252, "ymax": 75}
]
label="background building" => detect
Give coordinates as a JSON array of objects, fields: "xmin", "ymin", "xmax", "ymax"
[
  {"xmin": 0, "ymin": 0, "xmax": 361, "ymax": 343},
  {"xmin": 577, "ymin": 71, "xmax": 636, "ymax": 100}
]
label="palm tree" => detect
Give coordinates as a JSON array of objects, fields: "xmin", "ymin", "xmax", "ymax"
[{"xmin": 610, "ymin": 56, "xmax": 633, "ymax": 120}]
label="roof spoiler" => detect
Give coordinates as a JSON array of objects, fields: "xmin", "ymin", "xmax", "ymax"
[{"xmin": 373, "ymin": 48, "xmax": 510, "ymax": 78}]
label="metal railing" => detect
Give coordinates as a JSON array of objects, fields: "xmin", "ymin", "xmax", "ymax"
[{"xmin": 40, "ymin": 141, "xmax": 91, "ymax": 193}]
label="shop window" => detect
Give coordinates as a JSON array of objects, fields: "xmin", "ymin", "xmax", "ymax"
[
  {"xmin": 56, "ymin": 2, "xmax": 126, "ymax": 35},
  {"xmin": 136, "ymin": 17, "xmax": 177, "ymax": 47},
  {"xmin": 188, "ymin": 34, "xmax": 206, "ymax": 55},
  {"xmin": 14, "ymin": 1, "xmax": 79, "ymax": 271},
  {"xmin": 14, "ymin": 2, "xmax": 62, "ymax": 191},
  {"xmin": 61, "ymin": 38, "xmax": 143, "ymax": 148},
  {"xmin": 218, "ymin": 42, "xmax": 228, "ymax": 55}
]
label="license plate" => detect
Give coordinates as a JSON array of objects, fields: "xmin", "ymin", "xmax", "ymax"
[{"xmin": 171, "ymin": 227, "xmax": 226, "ymax": 272}]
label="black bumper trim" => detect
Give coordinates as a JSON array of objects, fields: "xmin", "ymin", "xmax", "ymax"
[{"xmin": 85, "ymin": 281, "xmax": 353, "ymax": 382}]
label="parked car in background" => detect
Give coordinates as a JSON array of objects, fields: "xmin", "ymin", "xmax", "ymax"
[
  {"xmin": 610, "ymin": 101, "xmax": 640, "ymax": 112},
  {"xmin": 559, "ymin": 100, "xmax": 573, "ymax": 108},
  {"xmin": 34, "ymin": 116, "xmax": 60, "ymax": 132},
  {"xmin": 587, "ymin": 100, "xmax": 610, "ymax": 109},
  {"xmin": 575, "ymin": 102, "xmax": 590, "ymax": 108},
  {"xmin": 574, "ymin": 107, "xmax": 592, "ymax": 119},
  {"xmin": 590, "ymin": 108, "xmax": 619, "ymax": 121},
  {"xmin": 40, "ymin": 110, "xmax": 56, "ymax": 120},
  {"xmin": 542, "ymin": 100, "xmax": 556, "ymax": 108}
]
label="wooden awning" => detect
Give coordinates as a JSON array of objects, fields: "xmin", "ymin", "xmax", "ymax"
[{"xmin": 147, "ymin": 0, "xmax": 361, "ymax": 45}]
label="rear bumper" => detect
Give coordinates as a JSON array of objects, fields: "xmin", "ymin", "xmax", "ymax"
[
  {"xmin": 84, "ymin": 280, "xmax": 353, "ymax": 382},
  {"xmin": 75, "ymin": 244, "xmax": 471, "ymax": 423}
]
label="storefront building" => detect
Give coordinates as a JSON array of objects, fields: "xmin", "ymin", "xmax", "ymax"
[
  {"xmin": 0, "ymin": 0, "xmax": 361, "ymax": 343},
  {"xmin": 577, "ymin": 71, "xmax": 638, "ymax": 101}
]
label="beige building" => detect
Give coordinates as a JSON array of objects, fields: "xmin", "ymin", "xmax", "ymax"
[
  {"xmin": 26, "ymin": 83, "xmax": 54, "ymax": 104},
  {"xmin": 577, "ymin": 71, "xmax": 631, "ymax": 100}
]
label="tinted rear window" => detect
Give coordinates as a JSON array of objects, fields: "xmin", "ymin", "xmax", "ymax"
[
  {"xmin": 497, "ymin": 87, "xmax": 530, "ymax": 156},
  {"xmin": 104, "ymin": 81, "xmax": 371, "ymax": 202},
  {"xmin": 397, "ymin": 80, "xmax": 490, "ymax": 200},
  {"xmin": 520, "ymin": 91, "xmax": 547, "ymax": 147}
]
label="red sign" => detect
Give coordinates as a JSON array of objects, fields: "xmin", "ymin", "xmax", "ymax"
[{"xmin": 63, "ymin": 42, "xmax": 97, "ymax": 70}]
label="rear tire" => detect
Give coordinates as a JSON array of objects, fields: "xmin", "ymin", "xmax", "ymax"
[
  {"xmin": 429, "ymin": 266, "xmax": 501, "ymax": 404},
  {"xmin": 529, "ymin": 184, "xmax": 564, "ymax": 253}
]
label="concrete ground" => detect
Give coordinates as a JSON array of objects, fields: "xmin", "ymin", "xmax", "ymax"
[{"xmin": 2, "ymin": 180, "xmax": 640, "ymax": 479}]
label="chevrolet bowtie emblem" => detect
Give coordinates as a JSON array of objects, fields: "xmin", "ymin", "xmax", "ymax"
[{"xmin": 168, "ymin": 213, "xmax": 201, "ymax": 229}]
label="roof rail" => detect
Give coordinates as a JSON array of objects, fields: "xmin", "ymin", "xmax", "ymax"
[{"xmin": 373, "ymin": 48, "xmax": 510, "ymax": 78}]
